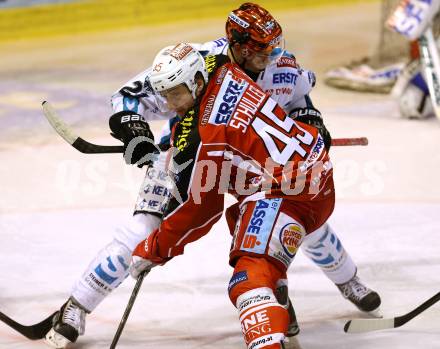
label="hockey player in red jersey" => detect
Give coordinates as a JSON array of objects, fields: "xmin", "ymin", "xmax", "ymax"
[
  {"xmin": 130, "ymin": 42, "xmax": 336, "ymax": 349},
  {"xmin": 44, "ymin": 4, "xmax": 380, "ymax": 348}
]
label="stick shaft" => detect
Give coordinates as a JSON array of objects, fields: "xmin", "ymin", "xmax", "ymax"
[
  {"xmin": 344, "ymin": 291, "xmax": 440, "ymax": 333},
  {"xmin": 395, "ymin": 291, "xmax": 440, "ymax": 327},
  {"xmin": 43, "ymin": 101, "xmax": 368, "ymax": 153},
  {"xmin": 109, "ymin": 271, "xmax": 148, "ymax": 349},
  {"xmin": 331, "ymin": 137, "xmax": 368, "ymax": 146}
]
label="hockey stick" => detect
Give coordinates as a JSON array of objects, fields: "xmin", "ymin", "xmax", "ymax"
[
  {"xmin": 109, "ymin": 270, "xmax": 148, "ymax": 349},
  {"xmin": 331, "ymin": 137, "xmax": 368, "ymax": 146},
  {"xmin": 42, "ymin": 101, "xmax": 123, "ymax": 154},
  {"xmin": 344, "ymin": 291, "xmax": 440, "ymax": 333},
  {"xmin": 418, "ymin": 27, "xmax": 440, "ymax": 120},
  {"xmin": 0, "ymin": 310, "xmax": 57, "ymax": 340},
  {"xmin": 42, "ymin": 101, "xmax": 368, "ymax": 154}
]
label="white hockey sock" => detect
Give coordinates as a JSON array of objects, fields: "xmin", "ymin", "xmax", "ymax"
[
  {"xmin": 71, "ymin": 213, "xmax": 160, "ymax": 312},
  {"xmin": 301, "ymin": 223, "xmax": 356, "ymax": 285}
]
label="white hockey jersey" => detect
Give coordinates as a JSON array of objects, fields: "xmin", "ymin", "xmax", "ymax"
[{"xmin": 111, "ymin": 38, "xmax": 317, "ymax": 145}]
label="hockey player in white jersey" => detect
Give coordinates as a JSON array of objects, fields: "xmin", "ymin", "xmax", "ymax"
[{"xmin": 45, "ymin": 3, "xmax": 381, "ymax": 348}]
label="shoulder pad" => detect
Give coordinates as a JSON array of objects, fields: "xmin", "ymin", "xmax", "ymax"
[{"xmin": 204, "ymin": 54, "xmax": 231, "ymax": 77}]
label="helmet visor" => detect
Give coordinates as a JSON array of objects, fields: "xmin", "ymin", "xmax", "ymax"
[{"xmin": 252, "ymin": 37, "xmax": 285, "ymax": 63}]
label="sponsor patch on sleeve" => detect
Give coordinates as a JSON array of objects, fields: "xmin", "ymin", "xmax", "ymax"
[
  {"xmin": 277, "ymin": 56, "xmax": 298, "ymax": 68},
  {"xmin": 228, "ymin": 271, "xmax": 248, "ymax": 292}
]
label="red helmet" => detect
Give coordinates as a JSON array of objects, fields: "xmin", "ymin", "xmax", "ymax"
[{"xmin": 226, "ymin": 3, "xmax": 283, "ymax": 53}]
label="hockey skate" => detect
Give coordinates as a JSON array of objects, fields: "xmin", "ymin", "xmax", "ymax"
[
  {"xmin": 337, "ymin": 275, "xmax": 381, "ymax": 313},
  {"xmin": 45, "ymin": 297, "xmax": 87, "ymax": 348},
  {"xmin": 274, "ymin": 286, "xmax": 303, "ymax": 349},
  {"xmin": 283, "ymin": 300, "xmax": 304, "ymax": 349}
]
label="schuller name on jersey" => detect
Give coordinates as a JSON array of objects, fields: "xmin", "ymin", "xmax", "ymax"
[{"xmin": 203, "ymin": 67, "xmax": 267, "ymax": 130}]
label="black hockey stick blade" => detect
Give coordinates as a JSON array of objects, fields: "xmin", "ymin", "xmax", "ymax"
[
  {"xmin": 0, "ymin": 310, "xmax": 57, "ymax": 340},
  {"xmin": 42, "ymin": 101, "xmax": 124, "ymax": 154},
  {"xmin": 109, "ymin": 270, "xmax": 148, "ymax": 348},
  {"xmin": 344, "ymin": 291, "xmax": 440, "ymax": 333}
]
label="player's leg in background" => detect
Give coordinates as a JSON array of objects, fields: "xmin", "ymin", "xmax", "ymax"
[
  {"xmin": 45, "ymin": 151, "xmax": 171, "ymax": 349},
  {"xmin": 274, "ymin": 279, "xmax": 299, "ymax": 338},
  {"xmin": 301, "ymin": 223, "xmax": 381, "ymax": 312}
]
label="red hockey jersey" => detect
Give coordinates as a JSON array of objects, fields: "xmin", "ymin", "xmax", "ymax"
[{"xmin": 156, "ymin": 57, "xmax": 334, "ymax": 260}]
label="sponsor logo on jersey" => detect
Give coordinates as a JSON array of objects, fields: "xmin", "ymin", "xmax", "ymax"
[
  {"xmin": 299, "ymin": 135, "xmax": 324, "ymax": 172},
  {"xmin": 240, "ymin": 198, "xmax": 281, "ymax": 254},
  {"xmin": 228, "ymin": 271, "xmax": 248, "ymax": 292},
  {"xmin": 214, "ymin": 37, "xmax": 228, "ymax": 47},
  {"xmin": 273, "ymin": 72, "xmax": 298, "ymax": 85},
  {"xmin": 216, "ymin": 65, "xmax": 228, "ymax": 84},
  {"xmin": 279, "ymin": 223, "xmax": 304, "ymax": 258},
  {"xmin": 265, "ymin": 87, "xmax": 293, "ymax": 96},
  {"xmin": 238, "ymin": 294, "xmax": 271, "ymax": 312},
  {"xmin": 201, "ymin": 94, "xmax": 216, "ymax": 125},
  {"xmin": 249, "ymin": 335, "xmax": 274, "ymax": 349},
  {"xmin": 242, "ymin": 309, "xmax": 272, "ymax": 343},
  {"xmin": 204, "ymin": 55, "xmax": 217, "ymax": 73},
  {"xmin": 229, "ymin": 83, "xmax": 266, "ymax": 133},
  {"xmin": 228, "ymin": 12, "xmax": 250, "ymax": 28},
  {"xmin": 277, "ymin": 56, "xmax": 297, "ymax": 68},
  {"xmin": 123, "ymin": 97, "xmax": 139, "ymax": 112},
  {"xmin": 175, "ymin": 110, "xmax": 195, "ymax": 151},
  {"xmin": 209, "ymin": 71, "xmax": 247, "ymax": 125},
  {"xmin": 169, "ymin": 43, "xmax": 193, "ymax": 60}
]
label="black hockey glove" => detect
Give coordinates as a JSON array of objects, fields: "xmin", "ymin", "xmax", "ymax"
[
  {"xmin": 109, "ymin": 111, "xmax": 158, "ymax": 167},
  {"xmin": 289, "ymin": 107, "xmax": 332, "ymax": 150}
]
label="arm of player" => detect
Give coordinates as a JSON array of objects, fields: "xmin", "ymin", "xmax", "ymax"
[
  {"xmin": 130, "ymin": 144, "xmax": 226, "ymax": 277},
  {"xmin": 111, "ymin": 68, "xmax": 175, "ymax": 119},
  {"xmin": 110, "ymin": 68, "xmax": 178, "ymax": 166}
]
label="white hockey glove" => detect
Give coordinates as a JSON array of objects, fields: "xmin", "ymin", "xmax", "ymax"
[{"xmin": 129, "ymin": 255, "xmax": 156, "ymax": 279}]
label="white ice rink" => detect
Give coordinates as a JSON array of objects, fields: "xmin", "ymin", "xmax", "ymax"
[
  {"xmin": 1, "ymin": 2, "xmax": 440, "ymax": 348},
  {"xmin": 1, "ymin": 201, "xmax": 440, "ymax": 349}
]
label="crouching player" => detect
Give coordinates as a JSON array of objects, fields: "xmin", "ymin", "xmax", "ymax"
[{"xmin": 130, "ymin": 42, "xmax": 337, "ymax": 349}]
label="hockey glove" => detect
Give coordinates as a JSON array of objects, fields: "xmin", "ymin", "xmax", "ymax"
[
  {"xmin": 130, "ymin": 230, "xmax": 170, "ymax": 278},
  {"xmin": 109, "ymin": 111, "xmax": 158, "ymax": 167},
  {"xmin": 289, "ymin": 107, "xmax": 332, "ymax": 150}
]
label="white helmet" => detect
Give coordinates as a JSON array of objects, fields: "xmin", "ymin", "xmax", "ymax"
[{"xmin": 150, "ymin": 43, "xmax": 208, "ymax": 99}]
